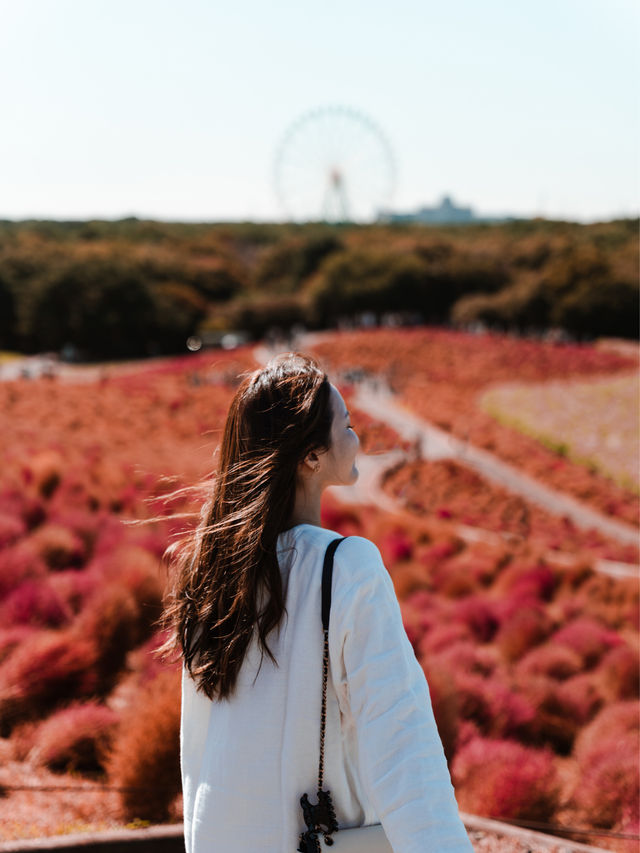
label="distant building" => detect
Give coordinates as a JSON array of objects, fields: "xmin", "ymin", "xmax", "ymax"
[{"xmin": 378, "ymin": 194, "xmax": 519, "ymax": 225}]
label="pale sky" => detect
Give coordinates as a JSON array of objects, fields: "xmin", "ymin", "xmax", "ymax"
[{"xmin": 1, "ymin": 0, "xmax": 638, "ymax": 223}]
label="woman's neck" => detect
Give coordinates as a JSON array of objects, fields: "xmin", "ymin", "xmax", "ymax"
[{"xmin": 288, "ymin": 480, "xmax": 323, "ymax": 528}]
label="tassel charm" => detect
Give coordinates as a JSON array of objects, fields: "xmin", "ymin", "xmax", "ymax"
[{"xmin": 297, "ymin": 789, "xmax": 338, "ymax": 851}]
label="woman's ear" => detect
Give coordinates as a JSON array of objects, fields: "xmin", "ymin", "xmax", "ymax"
[{"xmin": 301, "ymin": 449, "xmax": 321, "ymax": 474}]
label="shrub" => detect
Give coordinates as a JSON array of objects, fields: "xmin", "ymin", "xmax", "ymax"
[
  {"xmin": 417, "ymin": 623, "xmax": 472, "ymax": 657},
  {"xmin": 495, "ymin": 602, "xmax": 553, "ymax": 662},
  {"xmin": 551, "ymin": 617, "xmax": 622, "ymax": 668},
  {"xmin": 513, "ymin": 675, "xmax": 580, "ymax": 754},
  {"xmin": 508, "ymin": 565, "xmax": 557, "ymax": 602},
  {"xmin": 452, "ymin": 735, "xmax": 560, "ymax": 821},
  {"xmin": 0, "ymin": 630, "xmax": 97, "ymax": 733},
  {"xmin": 0, "ymin": 579, "xmax": 72, "ymax": 628},
  {"xmin": 378, "ymin": 527, "xmax": 414, "ymax": 565},
  {"xmin": 517, "ymin": 643, "xmax": 583, "ymax": 681},
  {"xmin": 426, "ymin": 641, "xmax": 499, "ymax": 679},
  {"xmin": 570, "ymin": 739, "xmax": 639, "ymax": 829},
  {"xmin": 48, "ymin": 569, "xmax": 98, "ymax": 616},
  {"xmin": 0, "ymin": 626, "xmax": 37, "ymax": 665},
  {"xmin": 23, "ymin": 450, "xmax": 63, "ymax": 498},
  {"xmin": 573, "ymin": 701, "xmax": 640, "ymax": 769},
  {"xmin": 76, "ymin": 584, "xmax": 144, "ymax": 685},
  {"xmin": 452, "ymin": 595, "xmax": 500, "ymax": 643},
  {"xmin": 0, "ymin": 511, "xmax": 25, "ymax": 548},
  {"xmin": 106, "ymin": 668, "xmax": 181, "ymax": 822},
  {"xmin": 320, "ymin": 500, "xmax": 364, "ymax": 537},
  {"xmin": 451, "ymin": 671, "xmax": 535, "ymax": 739},
  {"xmin": 492, "ymin": 561, "xmax": 557, "ymax": 601},
  {"xmin": 46, "ymin": 507, "xmax": 104, "ymax": 554},
  {"xmin": 597, "ymin": 645, "xmax": 640, "ymax": 701},
  {"xmin": 554, "ymin": 673, "xmax": 605, "ymax": 725},
  {"xmin": 392, "ymin": 560, "xmax": 432, "ymax": 601},
  {"xmin": 30, "ymin": 701, "xmax": 118, "ymax": 775},
  {"xmin": 432, "ymin": 563, "xmax": 479, "ymax": 598},
  {"xmin": 29, "ymin": 523, "xmax": 85, "ymax": 570},
  {"xmin": 0, "ymin": 541, "xmax": 48, "ymax": 597},
  {"xmin": 127, "ymin": 629, "xmax": 179, "ymax": 685},
  {"xmin": 421, "ymin": 660, "xmax": 459, "ymax": 763}
]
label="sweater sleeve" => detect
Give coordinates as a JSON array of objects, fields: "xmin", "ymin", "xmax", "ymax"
[{"xmin": 331, "ymin": 536, "xmax": 472, "ymax": 853}]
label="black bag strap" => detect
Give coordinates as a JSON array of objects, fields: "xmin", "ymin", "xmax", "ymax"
[
  {"xmin": 321, "ymin": 535, "xmax": 345, "ymax": 632},
  {"xmin": 318, "ymin": 536, "xmax": 346, "ymax": 791},
  {"xmin": 298, "ymin": 536, "xmax": 347, "ymax": 852}
]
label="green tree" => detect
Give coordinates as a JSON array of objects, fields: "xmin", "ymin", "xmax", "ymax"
[
  {"xmin": 27, "ymin": 257, "xmax": 160, "ymax": 359},
  {"xmin": 255, "ymin": 234, "xmax": 343, "ymax": 294},
  {"xmin": 0, "ymin": 273, "xmax": 17, "ymax": 349}
]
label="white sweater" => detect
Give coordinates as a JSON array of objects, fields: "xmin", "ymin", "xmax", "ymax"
[{"xmin": 181, "ymin": 523, "xmax": 472, "ymax": 853}]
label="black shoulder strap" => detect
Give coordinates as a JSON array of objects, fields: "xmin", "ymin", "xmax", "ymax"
[
  {"xmin": 316, "ymin": 535, "xmax": 347, "ymax": 797},
  {"xmin": 321, "ymin": 536, "xmax": 346, "ymax": 632}
]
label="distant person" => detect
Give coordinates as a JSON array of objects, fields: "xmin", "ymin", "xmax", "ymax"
[{"xmin": 164, "ymin": 352, "xmax": 471, "ymax": 852}]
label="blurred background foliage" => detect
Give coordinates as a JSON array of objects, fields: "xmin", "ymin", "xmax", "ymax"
[{"xmin": 0, "ymin": 217, "xmax": 637, "ymax": 360}]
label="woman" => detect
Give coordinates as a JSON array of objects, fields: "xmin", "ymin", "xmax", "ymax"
[{"xmin": 166, "ymin": 352, "xmax": 471, "ymax": 852}]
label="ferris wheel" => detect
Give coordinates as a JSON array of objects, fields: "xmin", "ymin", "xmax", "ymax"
[{"xmin": 273, "ymin": 105, "xmax": 396, "ymax": 224}]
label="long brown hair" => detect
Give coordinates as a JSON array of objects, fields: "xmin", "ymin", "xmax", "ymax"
[{"xmin": 162, "ymin": 352, "xmax": 333, "ymax": 700}]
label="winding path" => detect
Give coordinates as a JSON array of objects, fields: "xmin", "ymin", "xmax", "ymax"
[{"xmin": 254, "ymin": 343, "xmax": 639, "ymax": 579}]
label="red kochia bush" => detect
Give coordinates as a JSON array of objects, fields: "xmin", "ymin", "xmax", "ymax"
[
  {"xmin": 378, "ymin": 527, "xmax": 414, "ymax": 565},
  {"xmin": 46, "ymin": 507, "xmax": 105, "ymax": 554},
  {"xmin": 76, "ymin": 584, "xmax": 143, "ymax": 684},
  {"xmin": 517, "ymin": 643, "xmax": 583, "ymax": 681},
  {"xmin": 92, "ymin": 544, "xmax": 164, "ymax": 626},
  {"xmin": 554, "ymin": 673, "xmax": 605, "ymax": 725},
  {"xmin": 417, "ymin": 623, "xmax": 472, "ymax": 659},
  {"xmin": 0, "ymin": 630, "xmax": 97, "ymax": 734},
  {"xmin": 23, "ymin": 449, "xmax": 63, "ymax": 497},
  {"xmin": 421, "ymin": 659, "xmax": 460, "ymax": 763},
  {"xmin": 452, "ymin": 595, "xmax": 500, "ymax": 643},
  {"xmin": 29, "ymin": 523, "xmax": 86, "ymax": 570},
  {"xmin": 495, "ymin": 601, "xmax": 553, "ymax": 662},
  {"xmin": 0, "ymin": 579, "xmax": 72, "ymax": 628},
  {"xmin": 106, "ymin": 668, "xmax": 181, "ymax": 822},
  {"xmin": 551, "ymin": 617, "xmax": 622, "ymax": 667},
  {"xmin": 573, "ymin": 701, "xmax": 640, "ymax": 769},
  {"xmin": 450, "ymin": 671, "xmax": 535, "ymax": 739},
  {"xmin": 597, "ymin": 644, "xmax": 640, "ymax": 700},
  {"xmin": 0, "ymin": 626, "xmax": 37, "ymax": 665},
  {"xmin": 0, "ymin": 541, "xmax": 48, "ymax": 597},
  {"xmin": 452, "ymin": 735, "xmax": 560, "ymax": 821},
  {"xmin": 0, "ymin": 512, "xmax": 26, "ymax": 548},
  {"xmin": 30, "ymin": 701, "xmax": 118, "ymax": 775},
  {"xmin": 574, "ymin": 746, "xmax": 639, "ymax": 830}
]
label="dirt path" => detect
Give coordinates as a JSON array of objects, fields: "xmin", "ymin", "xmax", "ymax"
[
  {"xmin": 254, "ymin": 343, "xmax": 639, "ymax": 579},
  {"xmin": 351, "ymin": 380, "xmax": 639, "ymax": 548}
]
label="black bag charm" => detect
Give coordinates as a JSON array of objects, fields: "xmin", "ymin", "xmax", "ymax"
[{"xmin": 297, "ymin": 537, "xmax": 345, "ymax": 853}]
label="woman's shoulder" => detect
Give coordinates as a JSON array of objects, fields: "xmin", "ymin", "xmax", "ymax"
[
  {"xmin": 331, "ymin": 535, "xmax": 390, "ymax": 598},
  {"xmin": 278, "ymin": 525, "xmax": 385, "ymax": 581}
]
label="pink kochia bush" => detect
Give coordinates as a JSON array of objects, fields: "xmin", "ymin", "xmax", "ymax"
[
  {"xmin": 0, "ymin": 579, "xmax": 72, "ymax": 628},
  {"xmin": 0, "ymin": 630, "xmax": 97, "ymax": 734},
  {"xmin": 106, "ymin": 668, "xmax": 181, "ymax": 823},
  {"xmin": 29, "ymin": 523, "xmax": 86, "ymax": 570},
  {"xmin": 569, "ymin": 702, "xmax": 640, "ymax": 830},
  {"xmin": 597, "ymin": 644, "xmax": 640, "ymax": 701},
  {"xmin": 448, "ymin": 670, "xmax": 535, "ymax": 739},
  {"xmin": 452, "ymin": 735, "xmax": 560, "ymax": 821},
  {"xmin": 494, "ymin": 600, "xmax": 554, "ymax": 662},
  {"xmin": 0, "ymin": 541, "xmax": 48, "ymax": 597},
  {"xmin": 0, "ymin": 511, "xmax": 26, "ymax": 548},
  {"xmin": 550, "ymin": 617, "xmax": 622, "ymax": 668},
  {"xmin": 30, "ymin": 701, "xmax": 118, "ymax": 775},
  {"xmin": 517, "ymin": 642, "xmax": 583, "ymax": 681}
]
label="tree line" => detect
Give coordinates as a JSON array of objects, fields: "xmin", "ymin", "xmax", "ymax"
[{"xmin": 0, "ymin": 217, "xmax": 637, "ymax": 360}]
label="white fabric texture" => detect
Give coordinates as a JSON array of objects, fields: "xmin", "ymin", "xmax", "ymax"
[{"xmin": 181, "ymin": 523, "xmax": 472, "ymax": 853}]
